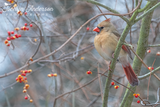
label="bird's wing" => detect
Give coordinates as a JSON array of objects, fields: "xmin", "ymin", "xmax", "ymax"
[{"xmin": 112, "ymin": 31, "xmax": 133, "ymax": 60}]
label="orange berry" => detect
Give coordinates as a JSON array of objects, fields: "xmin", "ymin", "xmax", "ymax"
[
  {"xmin": 15, "ymin": 27, "xmax": 19, "ymax": 31},
  {"xmin": 24, "ymin": 80, "xmax": 28, "ymax": 83},
  {"xmin": 10, "ymin": 0, "xmax": 14, "ymax": 3},
  {"xmin": 23, "ymin": 89, "xmax": 27, "ymax": 93},
  {"xmin": 20, "ymin": 12, "xmax": 23, "ymax": 16},
  {"xmin": 111, "ymin": 82, "xmax": 115, "ymax": 85},
  {"xmin": 25, "ymin": 84, "xmax": 30, "ymax": 89},
  {"xmin": 48, "ymin": 74, "xmax": 51, "ymax": 77},
  {"xmin": 80, "ymin": 57, "xmax": 84, "ymax": 60},
  {"xmin": 156, "ymin": 52, "xmax": 160, "ymax": 56},
  {"xmin": 137, "ymin": 93, "xmax": 140, "ymax": 96},
  {"xmin": 13, "ymin": 36, "xmax": 16, "ymax": 39},
  {"xmin": 53, "ymin": 73, "xmax": 57, "ymax": 77},
  {"xmin": 86, "ymin": 71, "xmax": 92, "ymax": 74},
  {"xmin": 4, "ymin": 40, "xmax": 8, "ymax": 44},
  {"xmin": 133, "ymin": 93, "xmax": 136, "ymax": 96},
  {"xmin": 30, "ymin": 99, "xmax": 33, "ymax": 103},
  {"xmin": 30, "ymin": 58, "xmax": 33, "ymax": 61},
  {"xmin": 28, "ymin": 69, "xmax": 32, "ymax": 72},
  {"xmin": 17, "ymin": 11, "xmax": 21, "ymax": 14},
  {"xmin": 148, "ymin": 67, "xmax": 151, "ymax": 70},
  {"xmin": 114, "ymin": 85, "xmax": 119, "ymax": 89},
  {"xmin": 6, "ymin": 43, "xmax": 10, "ymax": 46},
  {"xmin": 34, "ymin": 39, "xmax": 37, "ymax": 42},
  {"xmin": 23, "ymin": 26, "xmax": 26, "ymax": 30},
  {"xmin": 147, "ymin": 50, "xmax": 151, "ymax": 53}
]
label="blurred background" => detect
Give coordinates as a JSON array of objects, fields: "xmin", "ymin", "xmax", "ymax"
[{"xmin": 0, "ymin": 0, "xmax": 160, "ymax": 107}]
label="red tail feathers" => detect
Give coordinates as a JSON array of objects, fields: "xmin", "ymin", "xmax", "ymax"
[{"xmin": 122, "ymin": 63, "xmax": 139, "ymax": 86}]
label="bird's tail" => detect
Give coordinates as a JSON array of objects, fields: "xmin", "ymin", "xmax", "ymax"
[{"xmin": 122, "ymin": 63, "xmax": 139, "ymax": 86}]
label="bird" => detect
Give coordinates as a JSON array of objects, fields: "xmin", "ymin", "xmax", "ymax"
[{"xmin": 93, "ymin": 18, "xmax": 139, "ymax": 86}]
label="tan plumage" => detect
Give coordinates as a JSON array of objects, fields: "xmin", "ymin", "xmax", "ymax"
[{"xmin": 93, "ymin": 19, "xmax": 139, "ymax": 86}]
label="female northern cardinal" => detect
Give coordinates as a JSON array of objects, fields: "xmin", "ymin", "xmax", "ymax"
[{"xmin": 93, "ymin": 18, "xmax": 139, "ymax": 86}]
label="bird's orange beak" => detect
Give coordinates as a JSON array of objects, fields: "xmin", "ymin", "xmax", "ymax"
[{"xmin": 93, "ymin": 27, "xmax": 100, "ymax": 33}]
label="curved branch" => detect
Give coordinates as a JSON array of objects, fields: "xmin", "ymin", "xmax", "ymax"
[
  {"xmin": 86, "ymin": 0, "xmax": 129, "ymax": 23},
  {"xmin": 138, "ymin": 66, "xmax": 160, "ymax": 80}
]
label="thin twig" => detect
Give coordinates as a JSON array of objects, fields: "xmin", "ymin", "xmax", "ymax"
[
  {"xmin": 99, "ymin": 73, "xmax": 145, "ymax": 104},
  {"xmin": 53, "ymin": 70, "xmax": 108, "ymax": 107},
  {"xmin": 96, "ymin": 5, "xmax": 107, "ymax": 19}
]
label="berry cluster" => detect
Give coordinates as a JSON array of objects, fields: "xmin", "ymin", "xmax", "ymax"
[
  {"xmin": 147, "ymin": 50, "xmax": 151, "ymax": 53},
  {"xmin": 133, "ymin": 93, "xmax": 140, "ymax": 103},
  {"xmin": 7, "ymin": 0, "xmax": 14, "ymax": 3},
  {"xmin": 21, "ymin": 23, "xmax": 32, "ymax": 31},
  {"xmin": 4, "ymin": 31, "xmax": 21, "ymax": 46},
  {"xmin": 111, "ymin": 82, "xmax": 119, "ymax": 89},
  {"xmin": 17, "ymin": 11, "xmax": 28, "ymax": 16},
  {"xmin": 4, "ymin": 23, "xmax": 33, "ymax": 47},
  {"xmin": 17, "ymin": 11, "xmax": 23, "ymax": 15},
  {"xmin": 16, "ymin": 69, "xmax": 33, "ymax": 103},
  {"xmin": 48, "ymin": 73, "xmax": 57, "ymax": 77},
  {"xmin": 86, "ymin": 71, "xmax": 92, "ymax": 74},
  {"xmin": 148, "ymin": 66, "xmax": 154, "ymax": 70}
]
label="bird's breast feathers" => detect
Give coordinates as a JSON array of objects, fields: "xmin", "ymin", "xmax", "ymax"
[{"xmin": 94, "ymin": 32, "xmax": 118, "ymax": 61}]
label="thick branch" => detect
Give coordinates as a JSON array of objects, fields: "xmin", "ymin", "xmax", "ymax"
[
  {"xmin": 135, "ymin": 2, "xmax": 160, "ymax": 22},
  {"xmin": 120, "ymin": 1, "xmax": 158, "ymax": 107}
]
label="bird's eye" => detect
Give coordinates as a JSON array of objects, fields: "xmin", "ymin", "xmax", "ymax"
[{"xmin": 100, "ymin": 27, "xmax": 104, "ymax": 29}]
